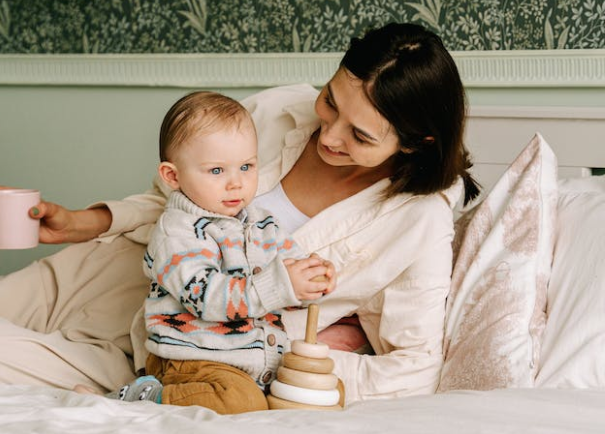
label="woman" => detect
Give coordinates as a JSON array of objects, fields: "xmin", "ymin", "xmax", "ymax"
[{"xmin": 0, "ymin": 22, "xmax": 479, "ymax": 404}]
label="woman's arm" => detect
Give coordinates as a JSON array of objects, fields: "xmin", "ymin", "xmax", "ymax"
[
  {"xmin": 1, "ymin": 185, "xmax": 110, "ymax": 243},
  {"xmin": 25, "ymin": 176, "xmax": 169, "ymax": 245},
  {"xmin": 332, "ymin": 233, "xmax": 453, "ymax": 403},
  {"xmin": 87, "ymin": 175, "xmax": 169, "ymax": 239}
]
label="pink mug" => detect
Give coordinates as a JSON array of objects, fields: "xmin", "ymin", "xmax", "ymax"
[{"xmin": 0, "ymin": 188, "xmax": 40, "ymax": 249}]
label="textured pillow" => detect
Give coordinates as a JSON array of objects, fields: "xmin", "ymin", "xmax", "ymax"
[
  {"xmin": 535, "ymin": 177, "xmax": 605, "ymax": 388},
  {"xmin": 438, "ymin": 133, "xmax": 557, "ymax": 392}
]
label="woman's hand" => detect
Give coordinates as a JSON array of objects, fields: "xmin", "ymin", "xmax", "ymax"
[{"xmin": 29, "ymin": 200, "xmax": 112, "ymax": 244}]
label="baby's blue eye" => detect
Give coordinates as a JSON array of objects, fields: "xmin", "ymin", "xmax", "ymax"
[
  {"xmin": 210, "ymin": 167, "xmax": 222, "ymax": 175},
  {"xmin": 240, "ymin": 164, "xmax": 249, "ymax": 172}
]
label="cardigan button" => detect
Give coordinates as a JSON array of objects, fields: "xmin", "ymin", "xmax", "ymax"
[
  {"xmin": 262, "ymin": 371, "xmax": 273, "ymax": 383},
  {"xmin": 267, "ymin": 334, "xmax": 276, "ymax": 346},
  {"xmin": 252, "ymin": 266, "xmax": 262, "ymax": 275}
]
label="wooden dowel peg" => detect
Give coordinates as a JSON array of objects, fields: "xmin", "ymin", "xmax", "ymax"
[{"xmin": 305, "ymin": 303, "xmax": 319, "ymax": 344}]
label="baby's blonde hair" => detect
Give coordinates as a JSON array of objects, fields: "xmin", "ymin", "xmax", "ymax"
[{"xmin": 159, "ymin": 91, "xmax": 254, "ymax": 162}]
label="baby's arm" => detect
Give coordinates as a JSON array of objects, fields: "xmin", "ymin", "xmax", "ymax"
[
  {"xmin": 272, "ymin": 221, "xmax": 336, "ymax": 301},
  {"xmin": 148, "ymin": 233, "xmax": 300, "ymax": 322}
]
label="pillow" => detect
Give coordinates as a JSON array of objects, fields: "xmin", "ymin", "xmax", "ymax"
[
  {"xmin": 557, "ymin": 174, "xmax": 605, "ymax": 193},
  {"xmin": 535, "ymin": 176, "xmax": 605, "ymax": 388},
  {"xmin": 438, "ymin": 133, "xmax": 557, "ymax": 392}
]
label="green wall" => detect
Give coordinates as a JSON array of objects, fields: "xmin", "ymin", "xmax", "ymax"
[
  {"xmin": 1, "ymin": 0, "xmax": 604, "ymax": 53},
  {"xmin": 0, "ymin": 85, "xmax": 250, "ymax": 275}
]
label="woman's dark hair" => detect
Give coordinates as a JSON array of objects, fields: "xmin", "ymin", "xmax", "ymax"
[{"xmin": 341, "ymin": 22, "xmax": 480, "ymax": 205}]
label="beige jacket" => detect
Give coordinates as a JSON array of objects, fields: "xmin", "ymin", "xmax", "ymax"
[{"xmin": 96, "ymin": 84, "xmax": 462, "ymax": 403}]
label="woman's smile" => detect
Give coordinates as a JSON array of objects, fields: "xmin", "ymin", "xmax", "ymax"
[{"xmin": 323, "ymin": 144, "xmax": 349, "ymax": 156}]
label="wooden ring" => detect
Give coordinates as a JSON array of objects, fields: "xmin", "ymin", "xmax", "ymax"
[
  {"xmin": 291, "ymin": 339, "xmax": 329, "ymax": 359},
  {"xmin": 269, "ymin": 380, "xmax": 340, "ymax": 406},
  {"xmin": 277, "ymin": 366, "xmax": 338, "ymax": 390},
  {"xmin": 283, "ymin": 352, "xmax": 334, "ymax": 374},
  {"xmin": 267, "ymin": 394, "xmax": 342, "ymax": 411}
]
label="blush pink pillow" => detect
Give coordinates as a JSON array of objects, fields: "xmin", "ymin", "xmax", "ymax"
[{"xmin": 438, "ymin": 133, "xmax": 557, "ymax": 391}]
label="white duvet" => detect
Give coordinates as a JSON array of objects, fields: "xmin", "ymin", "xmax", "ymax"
[{"xmin": 1, "ymin": 385, "xmax": 604, "ymax": 434}]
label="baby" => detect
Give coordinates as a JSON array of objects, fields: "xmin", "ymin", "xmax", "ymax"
[{"xmin": 76, "ymin": 91, "xmax": 336, "ymax": 414}]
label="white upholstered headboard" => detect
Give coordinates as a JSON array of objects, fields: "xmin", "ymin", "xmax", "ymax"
[{"xmin": 465, "ymin": 105, "xmax": 605, "ymax": 195}]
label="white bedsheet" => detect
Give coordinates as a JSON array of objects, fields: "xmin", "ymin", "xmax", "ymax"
[{"xmin": 1, "ymin": 385, "xmax": 604, "ymax": 433}]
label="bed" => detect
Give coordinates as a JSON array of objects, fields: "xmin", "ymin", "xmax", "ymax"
[
  {"xmin": 1, "ymin": 53, "xmax": 605, "ymax": 433},
  {"xmin": 1, "ymin": 386, "xmax": 604, "ymax": 433},
  {"xmin": 4, "ymin": 136, "xmax": 605, "ymax": 434}
]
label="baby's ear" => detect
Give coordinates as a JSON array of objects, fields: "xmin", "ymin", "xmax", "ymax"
[{"xmin": 158, "ymin": 162, "xmax": 180, "ymax": 190}]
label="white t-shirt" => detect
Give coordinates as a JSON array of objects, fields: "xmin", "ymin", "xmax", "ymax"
[{"xmin": 253, "ymin": 182, "xmax": 310, "ymax": 234}]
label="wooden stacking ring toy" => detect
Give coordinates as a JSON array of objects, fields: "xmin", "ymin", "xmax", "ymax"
[
  {"xmin": 282, "ymin": 352, "xmax": 334, "ymax": 374},
  {"xmin": 269, "ymin": 380, "xmax": 340, "ymax": 406},
  {"xmin": 267, "ymin": 303, "xmax": 344, "ymax": 410},
  {"xmin": 266, "ymin": 394, "xmax": 342, "ymax": 411},
  {"xmin": 291, "ymin": 339, "xmax": 330, "ymax": 359},
  {"xmin": 277, "ymin": 366, "xmax": 338, "ymax": 390}
]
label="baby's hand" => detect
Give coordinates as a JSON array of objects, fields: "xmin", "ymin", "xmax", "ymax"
[
  {"xmin": 284, "ymin": 254, "xmax": 337, "ymax": 301},
  {"xmin": 310, "ymin": 253, "xmax": 336, "ymax": 296}
]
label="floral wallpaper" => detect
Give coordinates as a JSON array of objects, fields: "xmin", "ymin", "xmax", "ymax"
[{"xmin": 1, "ymin": 0, "xmax": 604, "ymax": 54}]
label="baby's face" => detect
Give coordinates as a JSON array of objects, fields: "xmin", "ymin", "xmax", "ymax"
[{"xmin": 173, "ymin": 121, "xmax": 258, "ymax": 217}]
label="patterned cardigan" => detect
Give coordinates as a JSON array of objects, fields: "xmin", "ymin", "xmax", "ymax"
[{"xmin": 143, "ymin": 190, "xmax": 304, "ymax": 387}]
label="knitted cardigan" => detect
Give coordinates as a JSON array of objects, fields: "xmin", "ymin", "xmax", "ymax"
[{"xmin": 143, "ymin": 190, "xmax": 304, "ymax": 387}]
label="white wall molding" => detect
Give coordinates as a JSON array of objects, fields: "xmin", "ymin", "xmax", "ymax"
[
  {"xmin": 455, "ymin": 50, "xmax": 605, "ymax": 88},
  {"xmin": 0, "ymin": 50, "xmax": 604, "ymax": 88},
  {"xmin": 0, "ymin": 53, "xmax": 340, "ymax": 88},
  {"xmin": 469, "ymin": 105, "xmax": 605, "ymax": 119}
]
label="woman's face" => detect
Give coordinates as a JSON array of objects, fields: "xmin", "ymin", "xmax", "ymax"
[{"xmin": 314, "ymin": 68, "xmax": 400, "ymax": 169}]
